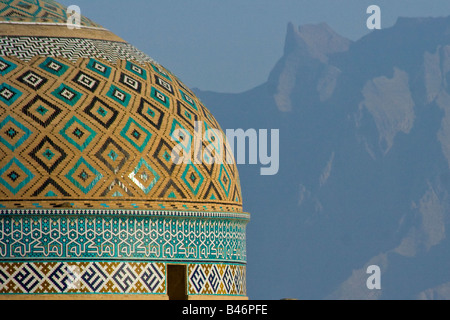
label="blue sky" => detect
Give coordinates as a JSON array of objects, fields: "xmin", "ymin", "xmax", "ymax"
[{"xmin": 59, "ymin": 0, "xmax": 450, "ymax": 93}]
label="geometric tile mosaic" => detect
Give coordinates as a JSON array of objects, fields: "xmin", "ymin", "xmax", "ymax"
[
  {"xmin": 128, "ymin": 158, "xmax": 160, "ymax": 195},
  {"xmin": 73, "ymin": 71, "xmax": 100, "ymax": 92},
  {"xmin": 126, "ymin": 61, "xmax": 147, "ymax": 80},
  {"xmin": 219, "ymin": 164, "xmax": 232, "ymax": 198},
  {"xmin": 182, "ymin": 164, "xmax": 204, "ymax": 196},
  {"xmin": 0, "ymin": 57, "xmax": 17, "ymax": 76},
  {"xmin": 188, "ymin": 264, "xmax": 246, "ymax": 296},
  {"xmin": 120, "ymin": 117, "xmax": 152, "ymax": 153},
  {"xmin": 39, "ymin": 57, "xmax": 69, "ymax": 77},
  {"xmin": 0, "ymin": 83, "xmax": 22, "ymax": 106},
  {"xmin": 153, "ymin": 139, "xmax": 177, "ymax": 175},
  {"xmin": 59, "ymin": 116, "xmax": 96, "ymax": 152},
  {"xmin": 51, "ymin": 83, "xmax": 82, "ymax": 106},
  {"xmin": 0, "ymin": 157, "xmax": 34, "ymax": 195},
  {"xmin": 151, "ymin": 64, "xmax": 172, "ymax": 81},
  {"xmin": 65, "ymin": 157, "xmax": 103, "ymax": 194},
  {"xmin": 150, "ymin": 87, "xmax": 170, "ymax": 109},
  {"xmin": 31, "ymin": 178, "xmax": 71, "ymax": 197},
  {"xmin": 106, "ymin": 85, "xmax": 131, "ymax": 108},
  {"xmin": 84, "ymin": 97, "xmax": 119, "ymax": 129},
  {"xmin": 0, "ymin": 261, "xmax": 245, "ymax": 296},
  {"xmin": 176, "ymin": 100, "xmax": 198, "ymax": 129},
  {"xmin": 169, "ymin": 118, "xmax": 192, "ymax": 153},
  {"xmin": 137, "ymin": 98, "xmax": 165, "ymax": 130},
  {"xmin": 28, "ymin": 136, "xmax": 67, "ymax": 174},
  {"xmin": 0, "ymin": 261, "xmax": 165, "ymax": 294},
  {"xmin": 86, "ymin": 59, "xmax": 112, "ymax": 79},
  {"xmin": 95, "ymin": 138, "xmax": 129, "ymax": 175},
  {"xmin": 0, "ymin": 36, "xmax": 156, "ymax": 65},
  {"xmin": 179, "ymin": 90, "xmax": 198, "ymax": 111},
  {"xmin": 154, "ymin": 75, "xmax": 174, "ymax": 95},
  {"xmin": 21, "ymin": 96, "xmax": 61, "ymax": 128},
  {"xmin": 0, "ymin": 115, "xmax": 32, "ymax": 151},
  {"xmin": 17, "ymin": 70, "xmax": 48, "ymax": 90},
  {"xmin": 203, "ymin": 121, "xmax": 222, "ymax": 156},
  {"xmin": 119, "ymin": 73, "xmax": 141, "ymax": 93}
]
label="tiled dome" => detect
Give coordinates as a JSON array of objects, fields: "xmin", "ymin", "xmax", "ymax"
[
  {"xmin": 0, "ymin": 0, "xmax": 243, "ymax": 212},
  {"xmin": 0, "ymin": 0, "xmax": 248, "ymax": 299}
]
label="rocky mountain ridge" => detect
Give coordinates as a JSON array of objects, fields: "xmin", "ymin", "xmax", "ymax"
[{"xmin": 195, "ymin": 16, "xmax": 450, "ymax": 299}]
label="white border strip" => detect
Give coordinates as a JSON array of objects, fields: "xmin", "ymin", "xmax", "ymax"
[
  {"xmin": 0, "ymin": 208, "xmax": 251, "ymax": 221},
  {"xmin": 0, "ymin": 20, "xmax": 107, "ymax": 31}
]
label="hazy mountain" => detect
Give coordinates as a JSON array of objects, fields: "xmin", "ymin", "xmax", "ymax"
[{"xmin": 194, "ymin": 16, "xmax": 450, "ymax": 300}]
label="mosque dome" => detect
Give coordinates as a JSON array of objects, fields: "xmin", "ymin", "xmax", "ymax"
[{"xmin": 0, "ymin": 0, "xmax": 248, "ymax": 300}]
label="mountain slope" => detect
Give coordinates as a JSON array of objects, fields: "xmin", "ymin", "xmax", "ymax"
[{"xmin": 195, "ymin": 17, "xmax": 450, "ymax": 299}]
